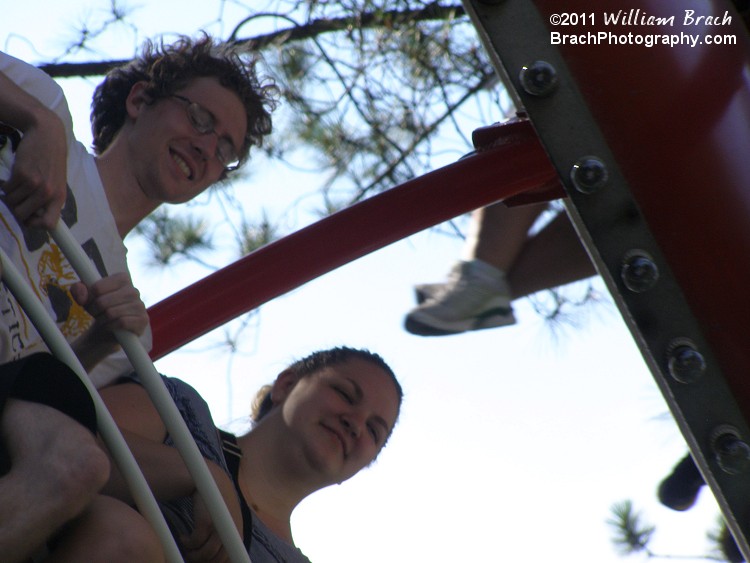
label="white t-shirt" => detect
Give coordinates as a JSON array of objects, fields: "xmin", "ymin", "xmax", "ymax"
[{"xmin": 0, "ymin": 51, "xmax": 152, "ymax": 387}]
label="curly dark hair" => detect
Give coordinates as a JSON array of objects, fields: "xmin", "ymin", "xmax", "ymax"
[
  {"xmin": 251, "ymin": 347, "xmax": 403, "ymax": 425},
  {"xmin": 90, "ymin": 33, "xmax": 276, "ymax": 173}
]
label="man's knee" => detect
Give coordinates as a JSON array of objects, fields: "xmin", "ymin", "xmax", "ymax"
[
  {"xmin": 52, "ymin": 430, "xmax": 110, "ymax": 503},
  {"xmin": 52, "ymin": 496, "xmax": 164, "ymax": 563},
  {"xmin": 3, "ymin": 399, "xmax": 110, "ymax": 508}
]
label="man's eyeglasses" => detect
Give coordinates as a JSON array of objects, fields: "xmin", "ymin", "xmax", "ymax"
[{"xmin": 171, "ymin": 94, "xmax": 241, "ymax": 171}]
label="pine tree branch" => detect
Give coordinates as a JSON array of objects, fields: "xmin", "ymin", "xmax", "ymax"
[
  {"xmin": 229, "ymin": 3, "xmax": 465, "ymax": 48},
  {"xmin": 348, "ymin": 68, "xmax": 497, "ymax": 203},
  {"xmin": 37, "ymin": 3, "xmax": 466, "ymax": 78}
]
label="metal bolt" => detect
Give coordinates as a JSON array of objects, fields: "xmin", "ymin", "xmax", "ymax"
[
  {"xmin": 621, "ymin": 251, "xmax": 659, "ymax": 293},
  {"xmin": 711, "ymin": 426, "xmax": 750, "ymax": 475},
  {"xmin": 666, "ymin": 339, "xmax": 706, "ymax": 384},
  {"xmin": 570, "ymin": 156, "xmax": 609, "ymax": 194},
  {"xmin": 519, "ymin": 61, "xmax": 559, "ymax": 96}
]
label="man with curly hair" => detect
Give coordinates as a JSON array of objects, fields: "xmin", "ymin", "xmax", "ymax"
[{"xmin": 0, "ymin": 34, "xmax": 276, "ymax": 561}]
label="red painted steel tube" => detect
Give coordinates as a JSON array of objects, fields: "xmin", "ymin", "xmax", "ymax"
[
  {"xmin": 148, "ymin": 119, "xmax": 560, "ymax": 360},
  {"xmin": 533, "ymin": 0, "xmax": 750, "ymax": 412}
]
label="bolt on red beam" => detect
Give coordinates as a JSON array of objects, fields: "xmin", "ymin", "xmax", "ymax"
[{"xmin": 148, "ymin": 119, "xmax": 559, "ymax": 360}]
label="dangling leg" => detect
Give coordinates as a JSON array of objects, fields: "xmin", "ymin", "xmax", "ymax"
[{"xmin": 506, "ymin": 209, "xmax": 596, "ymax": 299}]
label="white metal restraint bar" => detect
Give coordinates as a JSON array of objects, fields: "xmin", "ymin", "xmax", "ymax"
[
  {"xmin": 49, "ymin": 222, "xmax": 252, "ymax": 563},
  {"xmin": 0, "ymin": 246, "xmax": 184, "ymax": 563}
]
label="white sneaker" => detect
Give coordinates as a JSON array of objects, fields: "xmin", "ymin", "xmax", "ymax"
[
  {"xmin": 413, "ymin": 261, "xmax": 468, "ymax": 303},
  {"xmin": 405, "ymin": 260, "xmax": 516, "ymax": 336}
]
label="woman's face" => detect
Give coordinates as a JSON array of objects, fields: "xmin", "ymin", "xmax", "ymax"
[{"xmin": 274, "ymin": 357, "xmax": 401, "ymax": 486}]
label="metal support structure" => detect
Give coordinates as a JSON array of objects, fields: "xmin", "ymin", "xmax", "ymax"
[{"xmin": 462, "ymin": 0, "xmax": 750, "ymax": 556}]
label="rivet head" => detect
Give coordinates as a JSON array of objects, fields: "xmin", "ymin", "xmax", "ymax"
[
  {"xmin": 621, "ymin": 251, "xmax": 659, "ymax": 293},
  {"xmin": 570, "ymin": 156, "xmax": 609, "ymax": 194},
  {"xmin": 712, "ymin": 426, "xmax": 750, "ymax": 475},
  {"xmin": 666, "ymin": 339, "xmax": 706, "ymax": 384},
  {"xmin": 519, "ymin": 61, "xmax": 558, "ymax": 96}
]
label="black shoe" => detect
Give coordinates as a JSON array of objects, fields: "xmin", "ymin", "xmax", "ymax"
[{"xmin": 657, "ymin": 453, "xmax": 705, "ymax": 511}]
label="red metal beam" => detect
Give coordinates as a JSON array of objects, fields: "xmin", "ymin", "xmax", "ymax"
[{"xmin": 148, "ymin": 119, "xmax": 560, "ymax": 360}]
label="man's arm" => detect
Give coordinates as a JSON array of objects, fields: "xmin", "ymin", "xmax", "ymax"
[
  {"xmin": 99, "ymin": 381, "xmax": 197, "ymax": 501},
  {"xmin": 0, "ymin": 59, "xmax": 67, "ymax": 229},
  {"xmin": 99, "ymin": 382, "xmax": 243, "ymax": 526},
  {"xmin": 99, "ymin": 381, "xmax": 244, "ymax": 562}
]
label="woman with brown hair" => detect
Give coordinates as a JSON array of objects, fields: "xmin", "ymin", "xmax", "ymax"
[{"xmin": 100, "ymin": 347, "xmax": 403, "ymax": 562}]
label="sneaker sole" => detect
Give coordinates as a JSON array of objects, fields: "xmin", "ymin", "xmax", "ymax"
[{"xmin": 404, "ymin": 307, "xmax": 516, "ymax": 336}]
